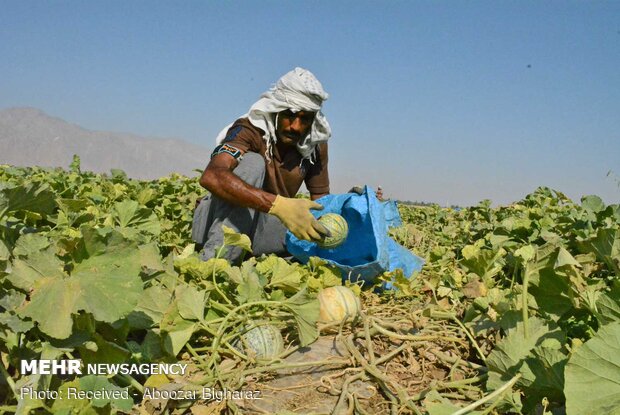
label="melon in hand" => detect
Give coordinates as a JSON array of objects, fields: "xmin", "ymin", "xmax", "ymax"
[{"xmin": 317, "ymin": 213, "xmax": 349, "ymax": 249}]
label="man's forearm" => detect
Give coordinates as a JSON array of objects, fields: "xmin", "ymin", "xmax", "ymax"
[{"xmin": 201, "ymin": 167, "xmax": 275, "ymax": 213}]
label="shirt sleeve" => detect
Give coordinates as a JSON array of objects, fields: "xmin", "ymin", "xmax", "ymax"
[
  {"xmin": 305, "ymin": 143, "xmax": 330, "ymax": 195},
  {"xmin": 216, "ymin": 118, "xmax": 263, "ymax": 155}
]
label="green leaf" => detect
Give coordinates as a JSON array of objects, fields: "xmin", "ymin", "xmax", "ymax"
[
  {"xmin": 565, "ymin": 321, "xmax": 620, "ymax": 415},
  {"xmin": 262, "ymin": 257, "xmax": 303, "ymax": 292},
  {"xmin": 528, "ymin": 268, "xmax": 573, "ymax": 319},
  {"xmin": 460, "ymin": 243, "xmax": 505, "ymax": 283},
  {"xmin": 284, "ymin": 288, "xmax": 320, "ymax": 347},
  {"xmin": 74, "ymin": 260, "xmax": 143, "ymax": 324},
  {"xmin": 7, "ymin": 247, "xmax": 65, "ymax": 291},
  {"xmin": 79, "ymin": 375, "xmax": 134, "ymax": 411},
  {"xmin": 175, "ymin": 256, "xmax": 230, "ymax": 282},
  {"xmin": 19, "ymin": 277, "xmax": 80, "ymax": 339},
  {"xmin": 19, "ymin": 229, "xmax": 143, "ymax": 338},
  {"xmin": 139, "ymin": 242, "xmax": 165, "ymax": 273},
  {"xmin": 0, "ymin": 311, "xmax": 34, "ymax": 332},
  {"xmin": 127, "ymin": 286, "xmax": 172, "ymax": 329},
  {"xmin": 160, "ymin": 302, "xmax": 197, "ymax": 356},
  {"xmin": 78, "ymin": 333, "xmax": 130, "ymax": 365},
  {"xmin": 72, "ymin": 229, "xmax": 143, "ymax": 323},
  {"xmin": 487, "ymin": 317, "xmax": 565, "ymax": 388},
  {"xmin": 554, "ymin": 247, "xmax": 581, "ymax": 268},
  {"xmin": 175, "ymin": 284, "xmax": 206, "ymax": 320},
  {"xmin": 12, "ymin": 233, "xmax": 51, "ymax": 257},
  {"xmin": 0, "ymin": 182, "xmax": 56, "ymax": 218},
  {"xmin": 0, "ymin": 239, "xmax": 9, "ymax": 262},
  {"xmin": 222, "ymin": 225, "xmax": 252, "ymax": 253},
  {"xmin": 69, "ymin": 154, "xmax": 81, "ymax": 173},
  {"xmin": 139, "ymin": 330, "xmax": 165, "ymax": 361},
  {"xmin": 113, "ymin": 199, "xmax": 161, "ymax": 236},
  {"xmin": 0, "ymin": 288, "xmax": 26, "ymax": 310},
  {"xmin": 581, "ymin": 195, "xmax": 606, "ymax": 213},
  {"xmin": 519, "ymin": 341, "xmax": 567, "ymax": 407},
  {"xmin": 578, "ymin": 228, "xmax": 620, "ymax": 275},
  {"xmin": 595, "ymin": 284, "xmax": 620, "ymax": 325},
  {"xmin": 56, "ymin": 198, "xmax": 90, "ymax": 214},
  {"xmin": 514, "ymin": 245, "xmax": 536, "ymax": 263},
  {"xmin": 237, "ymin": 262, "xmax": 265, "ymax": 304},
  {"xmin": 423, "ymin": 390, "xmax": 484, "ymax": 415},
  {"xmin": 52, "ymin": 379, "xmax": 98, "ymax": 415},
  {"xmin": 521, "ymin": 243, "xmax": 558, "ymax": 286},
  {"xmin": 110, "ymin": 168, "xmax": 128, "ymax": 181}
]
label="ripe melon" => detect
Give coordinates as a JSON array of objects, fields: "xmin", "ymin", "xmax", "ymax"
[
  {"xmin": 317, "ymin": 286, "xmax": 361, "ymax": 322},
  {"xmin": 235, "ymin": 324, "xmax": 284, "ymax": 360},
  {"xmin": 317, "ymin": 213, "xmax": 349, "ymax": 249}
]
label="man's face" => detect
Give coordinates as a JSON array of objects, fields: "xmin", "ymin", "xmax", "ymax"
[{"xmin": 275, "ymin": 109, "xmax": 316, "ymax": 147}]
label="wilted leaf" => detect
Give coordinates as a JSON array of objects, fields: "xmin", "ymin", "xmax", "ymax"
[
  {"xmin": 284, "ymin": 288, "xmax": 320, "ymax": 346},
  {"xmin": 462, "ymin": 277, "xmax": 487, "ymax": 299}
]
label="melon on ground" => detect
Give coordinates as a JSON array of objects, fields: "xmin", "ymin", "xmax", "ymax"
[
  {"xmin": 235, "ymin": 324, "xmax": 284, "ymax": 360},
  {"xmin": 318, "ymin": 286, "xmax": 361, "ymax": 322}
]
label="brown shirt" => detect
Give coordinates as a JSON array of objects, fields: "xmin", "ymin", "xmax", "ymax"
[{"xmin": 218, "ymin": 118, "xmax": 329, "ymax": 197}]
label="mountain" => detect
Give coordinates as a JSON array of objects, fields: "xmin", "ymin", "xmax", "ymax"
[{"xmin": 0, "ymin": 107, "xmax": 212, "ymax": 179}]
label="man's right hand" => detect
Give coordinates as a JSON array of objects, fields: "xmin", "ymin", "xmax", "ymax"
[{"xmin": 269, "ymin": 195, "xmax": 329, "ymax": 241}]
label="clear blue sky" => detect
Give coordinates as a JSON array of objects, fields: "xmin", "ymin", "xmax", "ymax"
[{"xmin": 1, "ymin": 1, "xmax": 619, "ymax": 206}]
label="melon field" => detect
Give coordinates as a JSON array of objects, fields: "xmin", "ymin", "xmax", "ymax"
[{"xmin": 0, "ymin": 161, "xmax": 619, "ymax": 415}]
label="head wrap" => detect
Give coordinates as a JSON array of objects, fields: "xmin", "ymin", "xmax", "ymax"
[{"xmin": 215, "ymin": 67, "xmax": 331, "ymax": 163}]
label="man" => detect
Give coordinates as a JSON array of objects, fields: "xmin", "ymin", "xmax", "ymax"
[{"xmin": 192, "ymin": 67, "xmax": 331, "ymax": 262}]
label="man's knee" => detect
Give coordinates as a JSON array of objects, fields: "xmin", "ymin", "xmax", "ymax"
[{"xmin": 233, "ymin": 152, "xmax": 265, "ymax": 185}]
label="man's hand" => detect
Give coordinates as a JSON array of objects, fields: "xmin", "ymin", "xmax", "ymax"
[
  {"xmin": 269, "ymin": 195, "xmax": 329, "ymax": 241},
  {"xmin": 348, "ymin": 185, "xmax": 385, "ymax": 201}
]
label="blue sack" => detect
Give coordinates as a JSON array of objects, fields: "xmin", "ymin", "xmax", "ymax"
[{"xmin": 286, "ymin": 186, "xmax": 424, "ymax": 289}]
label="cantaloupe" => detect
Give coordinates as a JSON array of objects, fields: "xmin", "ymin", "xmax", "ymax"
[
  {"xmin": 317, "ymin": 286, "xmax": 361, "ymax": 322},
  {"xmin": 235, "ymin": 324, "xmax": 284, "ymax": 360},
  {"xmin": 317, "ymin": 213, "xmax": 348, "ymax": 249}
]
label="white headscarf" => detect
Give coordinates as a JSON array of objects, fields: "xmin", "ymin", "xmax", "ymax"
[{"xmin": 215, "ymin": 67, "xmax": 331, "ymax": 163}]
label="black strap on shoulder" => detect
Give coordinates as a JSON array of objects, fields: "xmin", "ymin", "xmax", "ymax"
[{"xmin": 211, "ymin": 144, "xmax": 243, "ymax": 160}]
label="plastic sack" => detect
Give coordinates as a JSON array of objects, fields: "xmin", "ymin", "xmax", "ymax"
[{"xmin": 286, "ymin": 186, "xmax": 424, "ymax": 289}]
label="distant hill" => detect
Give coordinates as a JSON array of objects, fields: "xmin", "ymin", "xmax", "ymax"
[{"xmin": 0, "ymin": 107, "xmax": 212, "ymax": 179}]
